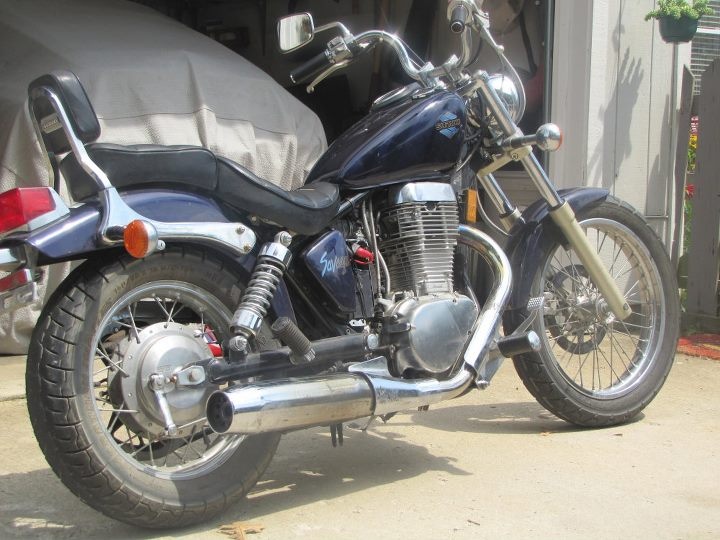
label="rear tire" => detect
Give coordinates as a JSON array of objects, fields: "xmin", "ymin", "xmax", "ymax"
[
  {"xmin": 26, "ymin": 248, "xmax": 280, "ymax": 528},
  {"xmin": 504, "ymin": 197, "xmax": 680, "ymax": 427}
]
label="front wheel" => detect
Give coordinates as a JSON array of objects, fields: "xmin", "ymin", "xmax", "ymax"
[
  {"xmin": 504, "ymin": 197, "xmax": 680, "ymax": 427},
  {"xmin": 26, "ymin": 248, "xmax": 280, "ymax": 528}
]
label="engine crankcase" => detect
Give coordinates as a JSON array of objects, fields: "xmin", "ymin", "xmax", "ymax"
[{"xmin": 384, "ymin": 293, "xmax": 478, "ymax": 376}]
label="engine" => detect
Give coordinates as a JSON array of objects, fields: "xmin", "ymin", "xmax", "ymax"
[
  {"xmin": 379, "ymin": 185, "xmax": 459, "ymax": 297},
  {"xmin": 299, "ymin": 181, "xmax": 477, "ymax": 377},
  {"xmin": 376, "ymin": 182, "xmax": 478, "ymax": 376}
]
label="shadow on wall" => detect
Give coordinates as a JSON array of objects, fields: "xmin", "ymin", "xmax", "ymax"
[
  {"xmin": 646, "ymin": 95, "xmax": 672, "ymax": 240},
  {"xmin": 587, "ymin": 15, "xmax": 645, "ymax": 193}
]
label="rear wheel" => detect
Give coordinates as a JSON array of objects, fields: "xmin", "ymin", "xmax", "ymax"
[
  {"xmin": 505, "ymin": 197, "xmax": 680, "ymax": 427},
  {"xmin": 26, "ymin": 248, "xmax": 280, "ymax": 528}
]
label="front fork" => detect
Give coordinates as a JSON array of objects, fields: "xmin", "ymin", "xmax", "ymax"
[{"xmin": 473, "ymin": 72, "xmax": 632, "ymax": 321}]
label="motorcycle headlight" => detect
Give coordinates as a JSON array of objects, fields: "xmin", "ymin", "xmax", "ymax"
[{"xmin": 486, "ymin": 74, "xmax": 522, "ymax": 124}]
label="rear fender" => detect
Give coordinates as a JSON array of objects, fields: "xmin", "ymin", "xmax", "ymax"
[
  {"xmin": 1, "ymin": 189, "xmax": 295, "ymax": 320},
  {"xmin": 506, "ymin": 187, "xmax": 609, "ymax": 311},
  {"xmin": 8, "ymin": 190, "xmax": 234, "ymax": 263}
]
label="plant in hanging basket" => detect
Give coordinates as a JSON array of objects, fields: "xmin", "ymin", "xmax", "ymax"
[{"xmin": 645, "ymin": 0, "xmax": 715, "ymax": 43}]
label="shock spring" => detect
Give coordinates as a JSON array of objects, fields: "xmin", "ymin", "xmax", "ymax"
[{"xmin": 231, "ymin": 231, "xmax": 292, "ymax": 339}]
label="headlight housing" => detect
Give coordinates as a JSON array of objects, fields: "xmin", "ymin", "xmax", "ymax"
[{"xmin": 486, "ymin": 74, "xmax": 523, "ymax": 124}]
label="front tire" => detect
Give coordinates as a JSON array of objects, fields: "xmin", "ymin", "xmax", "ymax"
[
  {"xmin": 505, "ymin": 197, "xmax": 680, "ymax": 427},
  {"xmin": 26, "ymin": 248, "xmax": 280, "ymax": 528}
]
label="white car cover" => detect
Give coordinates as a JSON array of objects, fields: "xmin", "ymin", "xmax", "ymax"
[{"xmin": 0, "ymin": 0, "xmax": 327, "ymax": 353}]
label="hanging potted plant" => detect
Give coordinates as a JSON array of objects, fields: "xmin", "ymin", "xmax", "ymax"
[{"xmin": 645, "ymin": 0, "xmax": 714, "ymax": 43}]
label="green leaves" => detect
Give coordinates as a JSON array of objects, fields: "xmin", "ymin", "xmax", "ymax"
[{"xmin": 645, "ymin": 0, "xmax": 714, "ymax": 21}]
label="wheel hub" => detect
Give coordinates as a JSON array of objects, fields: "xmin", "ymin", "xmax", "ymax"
[
  {"xmin": 116, "ymin": 322, "xmax": 217, "ymax": 438},
  {"xmin": 546, "ymin": 268, "xmax": 609, "ymax": 354}
]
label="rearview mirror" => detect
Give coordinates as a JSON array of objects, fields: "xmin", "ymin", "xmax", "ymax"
[{"xmin": 277, "ymin": 13, "xmax": 315, "ymax": 53}]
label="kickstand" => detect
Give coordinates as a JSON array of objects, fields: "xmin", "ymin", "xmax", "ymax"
[{"xmin": 330, "ymin": 423, "xmax": 344, "ymax": 447}]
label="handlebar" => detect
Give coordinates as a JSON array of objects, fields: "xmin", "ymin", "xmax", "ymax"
[
  {"xmin": 353, "ymin": 31, "xmax": 427, "ymax": 82},
  {"xmin": 449, "ymin": 4, "xmax": 470, "ymax": 34},
  {"xmin": 290, "ymin": 50, "xmax": 333, "ymax": 84},
  {"xmin": 288, "ymin": 0, "xmax": 524, "ymax": 114}
]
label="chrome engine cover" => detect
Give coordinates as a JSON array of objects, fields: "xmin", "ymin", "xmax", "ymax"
[{"xmin": 384, "ymin": 293, "xmax": 478, "ymax": 376}]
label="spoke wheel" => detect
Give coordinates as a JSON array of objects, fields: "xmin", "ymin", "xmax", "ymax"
[
  {"xmin": 540, "ymin": 219, "xmax": 662, "ymax": 398},
  {"xmin": 92, "ymin": 282, "xmax": 241, "ymax": 479},
  {"xmin": 504, "ymin": 197, "xmax": 679, "ymax": 427},
  {"xmin": 26, "ymin": 248, "xmax": 280, "ymax": 528}
]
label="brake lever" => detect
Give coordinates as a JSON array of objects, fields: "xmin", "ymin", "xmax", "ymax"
[{"xmin": 306, "ymin": 59, "xmax": 352, "ymax": 94}]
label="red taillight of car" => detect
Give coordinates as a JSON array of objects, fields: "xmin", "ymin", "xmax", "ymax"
[{"xmin": 0, "ymin": 188, "xmax": 56, "ymax": 235}]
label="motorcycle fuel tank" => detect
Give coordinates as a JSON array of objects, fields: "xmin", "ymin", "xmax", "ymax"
[{"xmin": 306, "ymin": 90, "xmax": 466, "ymax": 189}]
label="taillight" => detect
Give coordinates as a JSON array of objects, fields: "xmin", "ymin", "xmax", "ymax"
[{"xmin": 0, "ymin": 188, "xmax": 56, "ymax": 235}]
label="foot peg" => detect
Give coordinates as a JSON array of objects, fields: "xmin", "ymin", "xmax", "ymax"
[
  {"xmin": 271, "ymin": 317, "xmax": 315, "ymax": 364},
  {"xmin": 495, "ymin": 296, "xmax": 544, "ymax": 357},
  {"xmin": 497, "ymin": 331, "xmax": 541, "ymax": 357}
]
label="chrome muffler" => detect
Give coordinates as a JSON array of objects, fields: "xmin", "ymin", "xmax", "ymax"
[{"xmin": 206, "ymin": 226, "xmax": 512, "ymax": 435}]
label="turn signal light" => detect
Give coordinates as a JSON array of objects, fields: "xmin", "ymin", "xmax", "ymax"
[
  {"xmin": 123, "ymin": 220, "xmax": 159, "ymax": 259},
  {"xmin": 0, "ymin": 188, "xmax": 56, "ymax": 235}
]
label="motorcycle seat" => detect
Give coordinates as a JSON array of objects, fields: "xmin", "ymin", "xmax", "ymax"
[{"xmin": 60, "ymin": 143, "xmax": 340, "ymax": 235}]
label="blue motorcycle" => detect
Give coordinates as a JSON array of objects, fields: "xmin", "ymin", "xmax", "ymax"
[{"xmin": 0, "ymin": 1, "xmax": 678, "ymax": 528}]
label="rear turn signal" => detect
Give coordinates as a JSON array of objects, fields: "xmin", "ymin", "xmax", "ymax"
[
  {"xmin": 0, "ymin": 188, "xmax": 56, "ymax": 235},
  {"xmin": 123, "ymin": 220, "xmax": 159, "ymax": 258}
]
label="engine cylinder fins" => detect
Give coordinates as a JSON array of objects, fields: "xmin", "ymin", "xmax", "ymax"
[{"xmin": 379, "ymin": 200, "xmax": 460, "ymax": 297}]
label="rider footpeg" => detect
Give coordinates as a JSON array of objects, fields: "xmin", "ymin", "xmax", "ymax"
[
  {"xmin": 526, "ymin": 296, "xmax": 545, "ymax": 312},
  {"xmin": 497, "ymin": 331, "xmax": 542, "ymax": 358},
  {"xmin": 271, "ymin": 317, "xmax": 315, "ymax": 364}
]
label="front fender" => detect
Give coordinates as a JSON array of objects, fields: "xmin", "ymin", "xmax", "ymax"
[
  {"xmin": 13, "ymin": 189, "xmax": 296, "ymax": 320},
  {"xmin": 506, "ymin": 187, "xmax": 609, "ymax": 310}
]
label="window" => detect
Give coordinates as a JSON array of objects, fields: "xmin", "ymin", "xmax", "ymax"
[{"xmin": 691, "ymin": 0, "xmax": 720, "ymax": 94}]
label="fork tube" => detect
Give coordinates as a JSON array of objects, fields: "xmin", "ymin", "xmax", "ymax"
[
  {"xmin": 520, "ymin": 153, "xmax": 632, "ymax": 320},
  {"xmin": 476, "ymin": 72, "xmax": 631, "ymax": 320},
  {"xmin": 476, "ymin": 174, "xmax": 522, "ymax": 230},
  {"xmin": 520, "ymin": 153, "xmax": 563, "ymax": 208}
]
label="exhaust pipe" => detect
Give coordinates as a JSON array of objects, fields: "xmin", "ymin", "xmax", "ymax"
[
  {"xmin": 207, "ymin": 374, "xmax": 375, "ymax": 434},
  {"xmin": 206, "ymin": 226, "xmax": 512, "ymax": 435},
  {"xmin": 206, "ymin": 364, "xmax": 475, "ymax": 434}
]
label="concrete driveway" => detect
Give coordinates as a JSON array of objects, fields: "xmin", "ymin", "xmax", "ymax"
[{"xmin": 1, "ymin": 354, "xmax": 718, "ymax": 539}]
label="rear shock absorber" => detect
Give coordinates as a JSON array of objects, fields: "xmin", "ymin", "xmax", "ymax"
[{"xmin": 229, "ymin": 231, "xmax": 293, "ymax": 355}]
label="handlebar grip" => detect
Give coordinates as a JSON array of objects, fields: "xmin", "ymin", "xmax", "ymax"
[
  {"xmin": 290, "ymin": 50, "xmax": 333, "ymax": 84},
  {"xmin": 449, "ymin": 4, "xmax": 469, "ymax": 34}
]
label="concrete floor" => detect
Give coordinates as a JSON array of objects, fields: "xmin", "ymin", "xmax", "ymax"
[{"xmin": 0, "ymin": 354, "xmax": 718, "ymax": 539}]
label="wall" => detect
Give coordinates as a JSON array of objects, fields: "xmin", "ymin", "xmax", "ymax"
[{"xmin": 551, "ymin": 0, "xmax": 691, "ymax": 248}]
